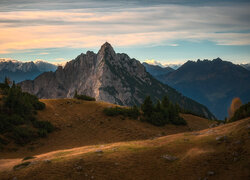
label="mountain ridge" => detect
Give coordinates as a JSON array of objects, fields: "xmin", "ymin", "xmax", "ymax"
[
  {"xmin": 0, "ymin": 59, "xmax": 57, "ymax": 82},
  {"xmin": 19, "ymin": 42, "xmax": 215, "ymax": 119},
  {"xmin": 151, "ymin": 58, "xmax": 250, "ymax": 119}
]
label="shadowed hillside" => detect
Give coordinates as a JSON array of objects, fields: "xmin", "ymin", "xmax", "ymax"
[
  {"xmin": 0, "ymin": 98, "xmax": 249, "ymax": 180},
  {"xmin": 0, "ymin": 99, "xmax": 215, "ymax": 158}
]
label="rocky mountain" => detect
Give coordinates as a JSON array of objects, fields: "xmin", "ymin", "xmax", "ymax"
[
  {"xmin": 156, "ymin": 58, "xmax": 250, "ymax": 119},
  {"xmin": 0, "ymin": 59, "xmax": 57, "ymax": 82},
  {"xmin": 34, "ymin": 60, "xmax": 58, "ymax": 72},
  {"xmin": 241, "ymin": 63, "xmax": 250, "ymax": 71},
  {"xmin": 19, "ymin": 42, "xmax": 215, "ymax": 119},
  {"xmin": 142, "ymin": 62, "xmax": 174, "ymax": 81}
]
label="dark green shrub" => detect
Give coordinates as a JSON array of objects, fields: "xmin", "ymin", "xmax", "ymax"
[
  {"xmin": 33, "ymin": 120, "xmax": 54, "ymax": 133},
  {"xmin": 13, "ymin": 161, "xmax": 31, "ymax": 170},
  {"xmin": 74, "ymin": 90, "xmax": 96, "ymax": 101},
  {"xmin": 75, "ymin": 94, "xmax": 96, "ymax": 101},
  {"xmin": 7, "ymin": 114, "xmax": 25, "ymax": 126},
  {"xmin": 103, "ymin": 106, "xmax": 140, "ymax": 119},
  {"xmin": 23, "ymin": 156, "xmax": 35, "ymax": 161},
  {"xmin": 0, "ymin": 114, "xmax": 13, "ymax": 133},
  {"xmin": 11, "ymin": 126, "xmax": 37, "ymax": 145},
  {"xmin": 0, "ymin": 82, "xmax": 54, "ymax": 146},
  {"xmin": 37, "ymin": 129, "xmax": 48, "ymax": 138},
  {"xmin": 0, "ymin": 136, "xmax": 9, "ymax": 145}
]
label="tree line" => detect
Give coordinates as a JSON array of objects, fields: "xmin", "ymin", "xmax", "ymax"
[
  {"xmin": 0, "ymin": 78, "xmax": 54, "ymax": 147},
  {"xmin": 104, "ymin": 95, "xmax": 187, "ymax": 126}
]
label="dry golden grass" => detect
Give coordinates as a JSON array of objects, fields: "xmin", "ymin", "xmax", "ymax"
[
  {"xmin": 0, "ymin": 99, "xmax": 215, "ymax": 159},
  {"xmin": 0, "ymin": 99, "xmax": 249, "ymax": 180}
]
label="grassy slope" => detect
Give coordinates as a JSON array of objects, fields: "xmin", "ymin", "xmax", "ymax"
[
  {"xmin": 1, "ymin": 99, "xmax": 249, "ymax": 179},
  {"xmin": 0, "ymin": 99, "xmax": 214, "ymax": 159}
]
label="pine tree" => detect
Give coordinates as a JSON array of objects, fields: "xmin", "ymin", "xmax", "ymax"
[
  {"xmin": 162, "ymin": 96, "xmax": 170, "ymax": 108},
  {"xmin": 141, "ymin": 96, "xmax": 154, "ymax": 116}
]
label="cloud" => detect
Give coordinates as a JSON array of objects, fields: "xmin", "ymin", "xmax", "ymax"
[
  {"xmin": 38, "ymin": 52, "xmax": 50, "ymax": 55},
  {"xmin": 144, "ymin": 59, "xmax": 165, "ymax": 67},
  {"xmin": 0, "ymin": 2, "xmax": 250, "ymax": 54}
]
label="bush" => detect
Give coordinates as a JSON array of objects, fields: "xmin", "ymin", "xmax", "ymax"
[
  {"xmin": 0, "ymin": 114, "xmax": 12, "ymax": 133},
  {"xmin": 103, "ymin": 106, "xmax": 140, "ymax": 119},
  {"xmin": 11, "ymin": 126, "xmax": 37, "ymax": 145},
  {"xmin": 37, "ymin": 129, "xmax": 48, "ymax": 138},
  {"xmin": 75, "ymin": 94, "xmax": 96, "ymax": 101},
  {"xmin": 0, "ymin": 136, "xmax": 9, "ymax": 145},
  {"xmin": 13, "ymin": 161, "xmax": 31, "ymax": 170},
  {"xmin": 33, "ymin": 120, "xmax": 54, "ymax": 133},
  {"xmin": 74, "ymin": 90, "xmax": 96, "ymax": 101},
  {"xmin": 23, "ymin": 156, "xmax": 35, "ymax": 161},
  {"xmin": 0, "ymin": 81, "xmax": 54, "ymax": 146}
]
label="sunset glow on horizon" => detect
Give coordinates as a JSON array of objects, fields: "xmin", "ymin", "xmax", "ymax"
[{"xmin": 0, "ymin": 0, "xmax": 250, "ymax": 64}]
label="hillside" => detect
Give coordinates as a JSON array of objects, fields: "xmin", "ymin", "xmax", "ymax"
[
  {"xmin": 0, "ymin": 99, "xmax": 249, "ymax": 180},
  {"xmin": 0, "ymin": 99, "xmax": 215, "ymax": 158},
  {"xmin": 152, "ymin": 58, "xmax": 250, "ymax": 119},
  {"xmin": 19, "ymin": 42, "xmax": 215, "ymax": 119}
]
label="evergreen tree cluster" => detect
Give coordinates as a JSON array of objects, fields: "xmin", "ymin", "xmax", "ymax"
[
  {"xmin": 0, "ymin": 78, "xmax": 54, "ymax": 146},
  {"xmin": 103, "ymin": 106, "xmax": 140, "ymax": 119},
  {"xmin": 74, "ymin": 90, "xmax": 96, "ymax": 101},
  {"xmin": 141, "ymin": 96, "xmax": 186, "ymax": 126},
  {"xmin": 228, "ymin": 102, "xmax": 250, "ymax": 122},
  {"xmin": 103, "ymin": 95, "xmax": 187, "ymax": 126}
]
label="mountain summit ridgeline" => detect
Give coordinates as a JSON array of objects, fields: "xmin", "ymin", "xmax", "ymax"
[{"xmin": 19, "ymin": 42, "xmax": 215, "ymax": 119}]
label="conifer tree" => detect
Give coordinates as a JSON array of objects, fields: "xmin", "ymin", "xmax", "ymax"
[{"xmin": 141, "ymin": 96, "xmax": 154, "ymax": 116}]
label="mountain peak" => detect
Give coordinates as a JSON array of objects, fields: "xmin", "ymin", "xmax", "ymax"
[
  {"xmin": 213, "ymin": 57, "xmax": 222, "ymax": 62},
  {"xmin": 97, "ymin": 42, "xmax": 116, "ymax": 61},
  {"xmin": 99, "ymin": 42, "xmax": 114, "ymax": 52}
]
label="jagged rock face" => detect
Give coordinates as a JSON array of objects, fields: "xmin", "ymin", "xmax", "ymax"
[{"xmin": 19, "ymin": 42, "xmax": 215, "ymax": 119}]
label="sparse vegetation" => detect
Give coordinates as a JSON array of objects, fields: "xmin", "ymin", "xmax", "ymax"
[
  {"xmin": 0, "ymin": 78, "xmax": 54, "ymax": 146},
  {"xmin": 103, "ymin": 106, "xmax": 140, "ymax": 119},
  {"xmin": 13, "ymin": 161, "xmax": 31, "ymax": 170},
  {"xmin": 23, "ymin": 156, "xmax": 36, "ymax": 161},
  {"xmin": 74, "ymin": 90, "xmax": 96, "ymax": 101},
  {"xmin": 228, "ymin": 102, "xmax": 250, "ymax": 122}
]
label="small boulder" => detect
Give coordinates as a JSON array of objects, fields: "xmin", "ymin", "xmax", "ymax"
[
  {"xmin": 207, "ymin": 171, "xmax": 215, "ymax": 176},
  {"xmin": 216, "ymin": 135, "xmax": 228, "ymax": 143},
  {"xmin": 75, "ymin": 166, "xmax": 83, "ymax": 171},
  {"xmin": 95, "ymin": 149, "xmax": 103, "ymax": 153},
  {"xmin": 162, "ymin": 154, "xmax": 178, "ymax": 161},
  {"xmin": 209, "ymin": 123, "xmax": 218, "ymax": 128},
  {"xmin": 44, "ymin": 159, "xmax": 51, "ymax": 163}
]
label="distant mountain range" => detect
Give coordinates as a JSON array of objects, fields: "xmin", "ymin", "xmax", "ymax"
[
  {"xmin": 142, "ymin": 62, "xmax": 174, "ymax": 77},
  {"xmin": 143, "ymin": 60, "xmax": 182, "ymax": 70},
  {"xmin": 143, "ymin": 58, "xmax": 250, "ymax": 119},
  {"xmin": 0, "ymin": 59, "xmax": 57, "ymax": 82},
  {"xmin": 19, "ymin": 42, "xmax": 215, "ymax": 119},
  {"xmin": 241, "ymin": 63, "xmax": 250, "ymax": 71}
]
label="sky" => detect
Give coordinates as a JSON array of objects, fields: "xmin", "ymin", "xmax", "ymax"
[{"xmin": 0, "ymin": 0, "xmax": 250, "ymax": 65}]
